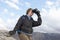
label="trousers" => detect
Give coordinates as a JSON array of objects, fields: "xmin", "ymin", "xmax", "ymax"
[{"xmin": 18, "ymin": 32, "xmax": 32, "ymax": 40}]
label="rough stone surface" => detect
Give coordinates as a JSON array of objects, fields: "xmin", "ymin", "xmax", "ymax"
[{"xmin": 0, "ymin": 30, "xmax": 60, "ymax": 40}]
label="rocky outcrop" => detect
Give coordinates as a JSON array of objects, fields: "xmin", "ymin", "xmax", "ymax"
[
  {"xmin": 0, "ymin": 30, "xmax": 60, "ymax": 40},
  {"xmin": 0, "ymin": 30, "xmax": 20, "ymax": 40}
]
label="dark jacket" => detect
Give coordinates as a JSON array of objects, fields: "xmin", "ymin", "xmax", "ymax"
[{"xmin": 13, "ymin": 15, "xmax": 42, "ymax": 34}]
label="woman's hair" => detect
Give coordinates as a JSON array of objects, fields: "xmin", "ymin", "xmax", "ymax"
[{"xmin": 26, "ymin": 8, "xmax": 32, "ymax": 14}]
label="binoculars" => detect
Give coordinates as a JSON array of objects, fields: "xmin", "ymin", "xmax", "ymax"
[{"xmin": 32, "ymin": 8, "xmax": 40, "ymax": 14}]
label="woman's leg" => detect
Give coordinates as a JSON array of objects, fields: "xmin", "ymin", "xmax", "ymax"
[
  {"xmin": 27, "ymin": 34, "xmax": 32, "ymax": 40},
  {"xmin": 18, "ymin": 33, "xmax": 29, "ymax": 40}
]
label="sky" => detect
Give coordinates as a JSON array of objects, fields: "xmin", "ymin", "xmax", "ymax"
[{"xmin": 0, "ymin": 0, "xmax": 60, "ymax": 33}]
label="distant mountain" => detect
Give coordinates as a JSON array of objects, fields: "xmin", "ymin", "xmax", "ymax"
[
  {"xmin": 33, "ymin": 32, "xmax": 60, "ymax": 40},
  {"xmin": 0, "ymin": 30, "xmax": 60, "ymax": 40}
]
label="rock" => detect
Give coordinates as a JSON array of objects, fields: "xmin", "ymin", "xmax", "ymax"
[
  {"xmin": 0, "ymin": 30, "xmax": 60, "ymax": 40},
  {"xmin": 0, "ymin": 30, "xmax": 19, "ymax": 40}
]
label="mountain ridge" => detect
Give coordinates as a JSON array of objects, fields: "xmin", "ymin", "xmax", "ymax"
[{"xmin": 0, "ymin": 30, "xmax": 60, "ymax": 40}]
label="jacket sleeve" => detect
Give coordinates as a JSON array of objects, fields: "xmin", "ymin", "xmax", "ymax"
[
  {"xmin": 32, "ymin": 16, "xmax": 42, "ymax": 27},
  {"xmin": 13, "ymin": 16, "xmax": 24, "ymax": 31}
]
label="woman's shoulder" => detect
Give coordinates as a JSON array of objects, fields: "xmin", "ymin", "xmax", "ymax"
[{"xmin": 21, "ymin": 15, "xmax": 27, "ymax": 19}]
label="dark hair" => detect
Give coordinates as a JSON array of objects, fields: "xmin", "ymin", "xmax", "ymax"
[{"xmin": 26, "ymin": 8, "xmax": 32, "ymax": 14}]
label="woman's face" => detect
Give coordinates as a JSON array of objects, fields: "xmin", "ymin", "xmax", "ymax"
[{"xmin": 28, "ymin": 10, "xmax": 34, "ymax": 16}]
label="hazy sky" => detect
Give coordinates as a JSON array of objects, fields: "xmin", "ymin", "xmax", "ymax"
[{"xmin": 0, "ymin": 0, "xmax": 60, "ymax": 33}]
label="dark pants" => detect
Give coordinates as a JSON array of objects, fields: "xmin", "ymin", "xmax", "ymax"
[{"xmin": 18, "ymin": 32, "xmax": 32, "ymax": 40}]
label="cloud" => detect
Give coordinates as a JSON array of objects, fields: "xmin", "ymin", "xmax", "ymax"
[
  {"xmin": 10, "ymin": 0, "xmax": 19, "ymax": 4},
  {"xmin": 10, "ymin": 13, "xmax": 15, "ymax": 17},
  {"xmin": 41, "ymin": 8, "xmax": 47, "ymax": 17},
  {"xmin": 45, "ymin": 1, "xmax": 54, "ymax": 8},
  {"xmin": 40, "ymin": 0, "xmax": 60, "ymax": 33},
  {"xmin": 55, "ymin": 0, "xmax": 60, "ymax": 7},
  {"xmin": 25, "ymin": 2, "xmax": 31, "ymax": 7},
  {"xmin": 0, "ymin": 9, "xmax": 18, "ymax": 31},
  {"xmin": 3, "ymin": 8, "xmax": 8, "ymax": 13},
  {"xmin": 46, "ymin": 1, "xmax": 54, "ymax": 6},
  {"xmin": 5, "ymin": 1, "xmax": 19, "ymax": 10},
  {"xmin": 6, "ymin": 18, "xmax": 17, "ymax": 31},
  {"xmin": 33, "ymin": 0, "xmax": 60, "ymax": 33},
  {"xmin": 0, "ymin": 0, "xmax": 60, "ymax": 33},
  {"xmin": 0, "ymin": 8, "xmax": 9, "ymax": 14},
  {"xmin": 0, "ymin": 0, "xmax": 4, "ymax": 2},
  {"xmin": 32, "ymin": 13, "xmax": 38, "ymax": 21},
  {"xmin": 0, "ymin": 18, "xmax": 8, "ymax": 30},
  {"xmin": 46, "ymin": 7, "xmax": 60, "ymax": 31}
]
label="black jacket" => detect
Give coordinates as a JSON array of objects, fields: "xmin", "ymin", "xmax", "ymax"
[{"xmin": 13, "ymin": 15, "xmax": 42, "ymax": 34}]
